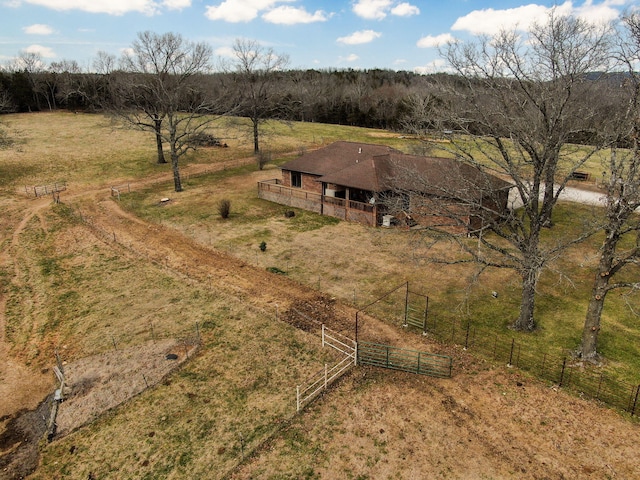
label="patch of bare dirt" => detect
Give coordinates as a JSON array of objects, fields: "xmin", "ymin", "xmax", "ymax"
[
  {"xmin": 55, "ymin": 338, "xmax": 194, "ymax": 437},
  {"xmin": 0, "ymin": 339, "xmax": 193, "ymax": 479}
]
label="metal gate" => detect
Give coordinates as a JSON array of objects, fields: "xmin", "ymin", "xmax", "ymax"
[
  {"xmin": 358, "ymin": 342, "xmax": 452, "ymax": 378},
  {"xmin": 404, "ymin": 288, "xmax": 428, "ymax": 333}
]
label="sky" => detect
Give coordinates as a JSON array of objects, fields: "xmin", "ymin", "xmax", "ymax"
[{"xmin": 0, "ymin": 0, "xmax": 635, "ymax": 73}]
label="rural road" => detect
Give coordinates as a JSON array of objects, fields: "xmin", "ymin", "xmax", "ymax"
[{"xmin": 508, "ymin": 183, "xmax": 611, "ymax": 208}]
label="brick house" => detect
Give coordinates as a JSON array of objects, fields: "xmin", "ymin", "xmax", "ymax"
[{"xmin": 258, "ymin": 141, "xmax": 512, "ymax": 231}]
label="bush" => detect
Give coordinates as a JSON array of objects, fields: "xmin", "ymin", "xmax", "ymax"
[
  {"xmin": 256, "ymin": 151, "xmax": 272, "ymax": 170},
  {"xmin": 217, "ymin": 199, "xmax": 231, "ymax": 219}
]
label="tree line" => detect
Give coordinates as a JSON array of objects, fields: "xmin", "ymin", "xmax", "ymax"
[{"xmin": 0, "ymin": 52, "xmax": 426, "ymax": 129}]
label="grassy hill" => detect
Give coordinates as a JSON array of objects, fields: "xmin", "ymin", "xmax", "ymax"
[{"xmin": 0, "ymin": 112, "xmax": 638, "ymax": 479}]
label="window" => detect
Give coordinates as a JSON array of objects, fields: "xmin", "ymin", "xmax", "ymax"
[{"xmin": 291, "ymin": 171, "xmax": 302, "ymax": 188}]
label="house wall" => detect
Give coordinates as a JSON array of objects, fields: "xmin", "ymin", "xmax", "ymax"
[
  {"xmin": 408, "ymin": 194, "xmax": 471, "ymax": 233},
  {"xmin": 281, "ymin": 170, "xmax": 323, "ymax": 194}
]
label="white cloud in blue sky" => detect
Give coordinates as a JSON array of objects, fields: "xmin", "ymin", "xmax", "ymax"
[
  {"xmin": 23, "ymin": 23, "xmax": 54, "ymax": 34},
  {"xmin": 337, "ymin": 30, "xmax": 382, "ymax": 45},
  {"xmin": 416, "ymin": 33, "xmax": 455, "ymax": 49},
  {"xmin": 262, "ymin": 6, "xmax": 331, "ymax": 25},
  {"xmin": 352, "ymin": 0, "xmax": 419, "ymax": 20},
  {"xmin": 0, "ymin": 0, "xmax": 634, "ymax": 71},
  {"xmin": 9, "ymin": 0, "xmax": 161, "ymax": 15}
]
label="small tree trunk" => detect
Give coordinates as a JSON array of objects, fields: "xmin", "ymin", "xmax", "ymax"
[
  {"xmin": 252, "ymin": 117, "xmax": 259, "ymax": 154},
  {"xmin": 514, "ymin": 267, "xmax": 537, "ymax": 331},
  {"xmin": 169, "ymin": 129, "xmax": 182, "ymax": 192},
  {"xmin": 172, "ymin": 152, "xmax": 182, "ymax": 192},
  {"xmin": 154, "ymin": 118, "xmax": 166, "ymax": 164},
  {"xmin": 580, "ymin": 286, "xmax": 607, "ymax": 362}
]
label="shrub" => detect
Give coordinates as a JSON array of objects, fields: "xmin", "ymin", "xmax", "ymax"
[
  {"xmin": 217, "ymin": 199, "xmax": 231, "ymax": 219},
  {"xmin": 256, "ymin": 151, "xmax": 272, "ymax": 170}
]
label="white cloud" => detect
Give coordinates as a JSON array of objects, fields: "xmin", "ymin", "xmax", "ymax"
[
  {"xmin": 18, "ymin": 0, "xmax": 160, "ymax": 15},
  {"xmin": 417, "ymin": 33, "xmax": 455, "ymax": 48},
  {"xmin": 24, "ymin": 44, "xmax": 56, "ymax": 58},
  {"xmin": 337, "ymin": 30, "xmax": 381, "ymax": 45},
  {"xmin": 23, "ymin": 23, "xmax": 54, "ymax": 35},
  {"xmin": 452, "ymin": 1, "xmax": 627, "ymax": 36},
  {"xmin": 573, "ymin": 0, "xmax": 623, "ymax": 24},
  {"xmin": 414, "ymin": 58, "xmax": 449, "ymax": 74},
  {"xmin": 353, "ymin": 0, "xmax": 418, "ymax": 20},
  {"xmin": 214, "ymin": 46, "xmax": 235, "ymax": 57},
  {"xmin": 162, "ymin": 0, "xmax": 191, "ymax": 9},
  {"xmin": 262, "ymin": 6, "xmax": 330, "ymax": 25},
  {"xmin": 353, "ymin": 0, "xmax": 391, "ymax": 20},
  {"xmin": 205, "ymin": 0, "xmax": 288, "ymax": 23},
  {"xmin": 391, "ymin": 2, "xmax": 419, "ymax": 17},
  {"xmin": 338, "ymin": 53, "xmax": 359, "ymax": 63},
  {"xmin": 452, "ymin": 4, "xmax": 549, "ymax": 35}
]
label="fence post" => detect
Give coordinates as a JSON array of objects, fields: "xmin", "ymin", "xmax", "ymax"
[
  {"xmin": 631, "ymin": 384, "xmax": 640, "ymax": 417},
  {"xmin": 403, "ymin": 282, "xmax": 409, "ymax": 327},
  {"xmin": 558, "ymin": 357, "xmax": 567, "ymax": 387},
  {"xmin": 322, "ymin": 324, "xmax": 325, "ymax": 348},
  {"xmin": 296, "ymin": 385, "xmax": 300, "ymax": 412},
  {"xmin": 464, "ymin": 321, "xmax": 471, "ymax": 350},
  {"xmin": 324, "ymin": 364, "xmax": 328, "ymax": 389},
  {"xmin": 508, "ymin": 338, "xmax": 515, "ymax": 366},
  {"xmin": 354, "ymin": 340, "xmax": 358, "ymax": 366}
]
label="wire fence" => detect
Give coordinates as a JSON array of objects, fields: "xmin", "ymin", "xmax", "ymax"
[
  {"xmin": 61, "ymin": 170, "xmax": 640, "ymax": 419},
  {"xmin": 427, "ymin": 316, "xmax": 640, "ymax": 417}
]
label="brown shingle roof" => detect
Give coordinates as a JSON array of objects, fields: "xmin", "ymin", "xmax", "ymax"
[
  {"xmin": 280, "ymin": 141, "xmax": 402, "ymax": 176},
  {"xmin": 282, "ymin": 142, "xmax": 512, "ymax": 200}
]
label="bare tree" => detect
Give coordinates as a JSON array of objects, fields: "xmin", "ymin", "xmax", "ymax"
[
  {"xmin": 0, "ymin": 83, "xmax": 13, "ymax": 147},
  {"xmin": 115, "ymin": 31, "xmax": 216, "ymax": 191},
  {"xmin": 579, "ymin": 15, "xmax": 640, "ymax": 361},
  {"xmin": 46, "ymin": 59, "xmax": 83, "ymax": 110},
  {"xmin": 12, "ymin": 51, "xmax": 45, "ymax": 111},
  {"xmin": 227, "ymin": 38, "xmax": 289, "ymax": 159},
  {"xmin": 404, "ymin": 12, "xmax": 614, "ymax": 331}
]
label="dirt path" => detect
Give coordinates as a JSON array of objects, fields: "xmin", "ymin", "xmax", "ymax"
[{"xmin": 0, "ymin": 197, "xmax": 57, "ymax": 419}]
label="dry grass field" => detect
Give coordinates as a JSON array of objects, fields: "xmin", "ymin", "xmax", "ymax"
[{"xmin": 0, "ymin": 112, "xmax": 639, "ymax": 479}]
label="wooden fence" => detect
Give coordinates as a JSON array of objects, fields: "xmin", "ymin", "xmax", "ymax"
[{"xmin": 27, "ymin": 182, "xmax": 67, "ymax": 197}]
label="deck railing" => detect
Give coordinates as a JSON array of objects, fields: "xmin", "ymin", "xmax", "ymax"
[{"xmin": 258, "ymin": 180, "xmax": 377, "ymax": 226}]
